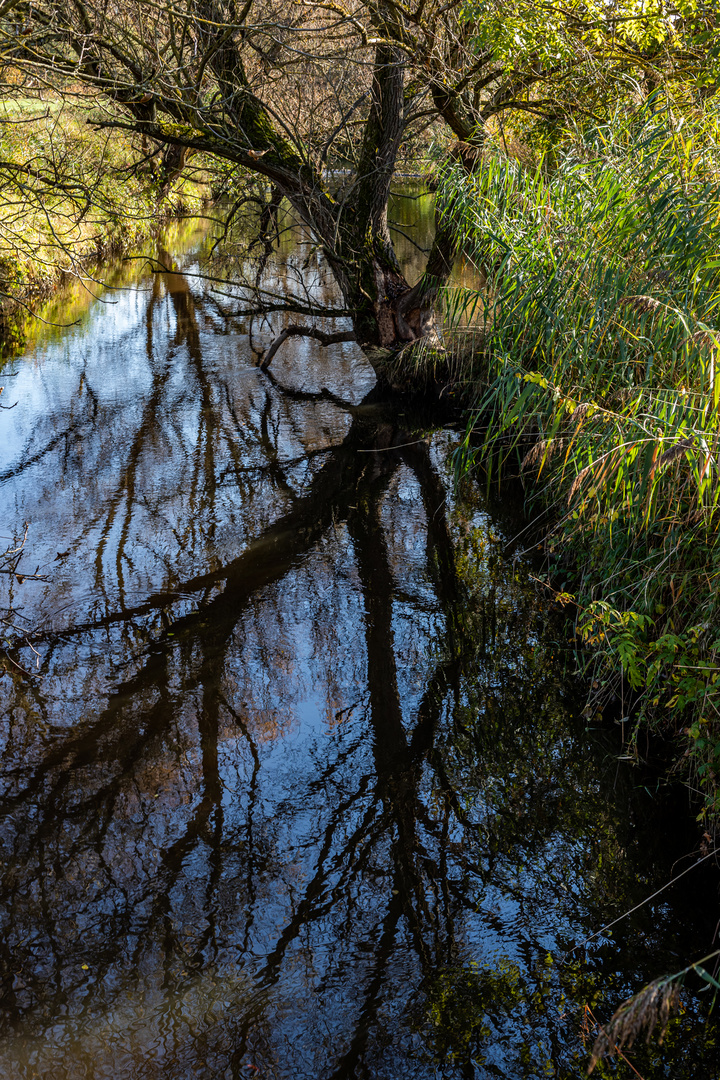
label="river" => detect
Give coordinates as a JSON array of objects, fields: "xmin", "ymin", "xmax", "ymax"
[{"xmin": 0, "ymin": 201, "xmax": 718, "ymax": 1079}]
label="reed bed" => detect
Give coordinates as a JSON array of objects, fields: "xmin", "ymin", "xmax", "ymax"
[{"xmin": 437, "ymin": 103, "xmax": 720, "ymax": 822}]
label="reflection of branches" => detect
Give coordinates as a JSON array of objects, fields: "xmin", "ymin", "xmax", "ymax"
[
  {"xmin": 258, "ymin": 363, "xmax": 359, "ymax": 409},
  {"xmin": 0, "ymin": 352, "xmax": 478, "ymax": 1072},
  {"xmin": 9, "ymin": 395, "xmax": 390, "ymax": 653},
  {"xmin": 0, "ymin": 525, "xmax": 29, "ymax": 579},
  {"xmin": 351, "ymin": 485, "xmax": 439, "ymax": 969},
  {"xmin": 0, "ymin": 247, "xmax": 665, "ymax": 1080},
  {"xmin": 1, "ymin": 329, "xmax": 484, "ymax": 1030},
  {"xmin": 0, "ymin": 394, "xmax": 401, "ymax": 825},
  {"xmin": 402, "ymin": 440, "xmax": 466, "ymax": 631},
  {"xmin": 327, "ymin": 886, "xmax": 405, "ymax": 1080},
  {"xmin": 0, "ymin": 526, "xmax": 49, "ymax": 676},
  {"xmin": 0, "ymin": 403, "xmax": 107, "ymax": 483}
]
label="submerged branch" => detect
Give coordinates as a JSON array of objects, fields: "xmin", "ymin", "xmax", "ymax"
[{"xmin": 259, "ymin": 323, "xmax": 357, "ymax": 369}]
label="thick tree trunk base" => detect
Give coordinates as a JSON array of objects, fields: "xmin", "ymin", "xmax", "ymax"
[{"xmin": 370, "ymin": 263, "xmax": 440, "ymax": 349}]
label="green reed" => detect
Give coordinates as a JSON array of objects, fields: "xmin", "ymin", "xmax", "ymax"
[{"xmin": 438, "ymin": 103, "xmax": 720, "ymax": 820}]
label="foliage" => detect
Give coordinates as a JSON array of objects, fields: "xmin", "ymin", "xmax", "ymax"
[
  {"xmin": 0, "ymin": 93, "xmax": 210, "ymax": 342},
  {"xmin": 460, "ymin": 0, "xmax": 720, "ymax": 115},
  {"xmin": 438, "ymin": 97, "xmax": 720, "ymax": 821},
  {"xmin": 421, "ymin": 960, "xmax": 522, "ymax": 1065}
]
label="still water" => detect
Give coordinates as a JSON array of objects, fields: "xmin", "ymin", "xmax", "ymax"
[{"xmin": 0, "ymin": 209, "xmax": 718, "ymax": 1079}]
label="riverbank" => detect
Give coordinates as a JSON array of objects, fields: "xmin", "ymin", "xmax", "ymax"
[
  {"xmin": 436, "ymin": 103, "xmax": 720, "ymax": 830},
  {"xmin": 0, "ymin": 94, "xmax": 212, "ymax": 351}
]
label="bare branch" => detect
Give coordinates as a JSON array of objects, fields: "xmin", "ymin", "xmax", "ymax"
[{"xmin": 259, "ymin": 322, "xmax": 356, "ymax": 368}]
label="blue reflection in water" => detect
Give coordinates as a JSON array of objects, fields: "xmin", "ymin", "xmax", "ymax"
[{"xmin": 0, "ymin": 225, "xmax": 717, "ymax": 1080}]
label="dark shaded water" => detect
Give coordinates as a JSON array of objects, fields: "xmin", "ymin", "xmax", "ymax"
[{"xmin": 0, "ymin": 210, "xmax": 718, "ymax": 1080}]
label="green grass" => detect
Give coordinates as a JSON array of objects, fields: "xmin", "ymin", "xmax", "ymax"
[
  {"xmin": 437, "ymin": 98, "xmax": 720, "ymax": 823},
  {"xmin": 0, "ymin": 93, "xmax": 210, "ymax": 346}
]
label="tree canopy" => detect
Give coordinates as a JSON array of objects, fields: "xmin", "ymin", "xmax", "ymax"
[{"xmin": 1, "ymin": 0, "xmax": 719, "ymax": 370}]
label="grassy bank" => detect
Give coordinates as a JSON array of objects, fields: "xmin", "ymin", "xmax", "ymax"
[
  {"xmin": 436, "ymin": 100, "xmax": 720, "ymax": 826},
  {"xmin": 0, "ymin": 93, "xmax": 211, "ymax": 349}
]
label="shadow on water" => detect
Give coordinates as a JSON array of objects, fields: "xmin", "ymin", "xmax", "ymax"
[{"xmin": 0, "ymin": 210, "xmax": 718, "ymax": 1079}]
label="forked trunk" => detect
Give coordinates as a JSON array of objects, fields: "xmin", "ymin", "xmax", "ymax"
[
  {"xmin": 342, "ymin": 213, "xmax": 457, "ymax": 388},
  {"xmin": 332, "ymin": 40, "xmax": 458, "ymax": 376}
]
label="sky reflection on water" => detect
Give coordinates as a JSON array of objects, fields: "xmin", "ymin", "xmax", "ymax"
[{"xmin": 0, "ymin": 215, "xmax": 718, "ymax": 1080}]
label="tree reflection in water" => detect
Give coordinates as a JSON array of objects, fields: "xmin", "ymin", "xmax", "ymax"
[{"xmin": 0, "ymin": 232, "xmax": 717, "ymax": 1080}]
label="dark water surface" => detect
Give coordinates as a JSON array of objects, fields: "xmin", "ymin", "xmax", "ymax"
[{"xmin": 0, "ymin": 212, "xmax": 718, "ymax": 1079}]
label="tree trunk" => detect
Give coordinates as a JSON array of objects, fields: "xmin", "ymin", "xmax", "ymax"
[
  {"xmin": 13, "ymin": 0, "xmax": 466, "ymax": 385},
  {"xmin": 333, "ymin": 41, "xmax": 458, "ymax": 375}
]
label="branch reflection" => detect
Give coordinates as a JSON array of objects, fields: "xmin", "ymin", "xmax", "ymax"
[{"xmin": 0, "ymin": 239, "xmax": 716, "ymax": 1080}]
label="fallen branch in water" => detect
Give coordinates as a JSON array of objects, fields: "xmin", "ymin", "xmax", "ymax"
[{"xmin": 259, "ymin": 324, "xmax": 356, "ymax": 370}]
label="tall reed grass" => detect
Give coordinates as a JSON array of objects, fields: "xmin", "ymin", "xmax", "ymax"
[{"xmin": 438, "ymin": 102, "xmax": 720, "ymax": 821}]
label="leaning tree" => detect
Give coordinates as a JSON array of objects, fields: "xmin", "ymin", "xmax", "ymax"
[{"xmin": 2, "ymin": 0, "xmax": 718, "ymax": 380}]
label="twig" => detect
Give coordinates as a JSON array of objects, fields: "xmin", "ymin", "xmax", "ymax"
[{"xmin": 567, "ymin": 848, "xmax": 717, "ymax": 955}]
